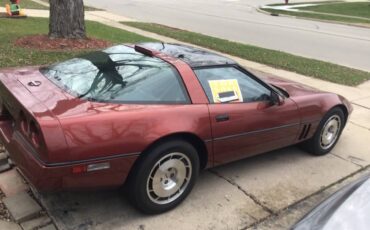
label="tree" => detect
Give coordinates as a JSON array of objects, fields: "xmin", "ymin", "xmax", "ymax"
[{"xmin": 49, "ymin": 0, "xmax": 86, "ymax": 39}]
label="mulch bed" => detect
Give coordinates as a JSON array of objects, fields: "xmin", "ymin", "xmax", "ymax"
[{"xmin": 15, "ymin": 35, "xmax": 112, "ymax": 51}]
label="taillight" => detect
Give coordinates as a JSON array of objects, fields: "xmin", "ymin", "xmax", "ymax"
[
  {"xmin": 0, "ymin": 104, "xmax": 11, "ymax": 121},
  {"xmin": 17, "ymin": 111, "xmax": 43, "ymax": 149},
  {"xmin": 29, "ymin": 121, "xmax": 41, "ymax": 148},
  {"xmin": 19, "ymin": 112, "xmax": 28, "ymax": 134}
]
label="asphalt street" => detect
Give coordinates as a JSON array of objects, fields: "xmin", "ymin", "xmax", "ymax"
[{"xmin": 84, "ymin": 0, "xmax": 370, "ymax": 72}]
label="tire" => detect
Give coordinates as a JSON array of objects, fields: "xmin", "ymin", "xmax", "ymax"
[
  {"xmin": 127, "ymin": 139, "xmax": 199, "ymax": 214},
  {"xmin": 300, "ymin": 107, "xmax": 345, "ymax": 156}
]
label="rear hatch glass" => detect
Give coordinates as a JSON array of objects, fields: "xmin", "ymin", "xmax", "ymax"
[{"xmin": 40, "ymin": 45, "xmax": 189, "ymax": 104}]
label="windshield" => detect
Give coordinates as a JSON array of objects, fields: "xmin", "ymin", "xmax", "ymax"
[{"xmin": 40, "ymin": 45, "xmax": 189, "ymax": 104}]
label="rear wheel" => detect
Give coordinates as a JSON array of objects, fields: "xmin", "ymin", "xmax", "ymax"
[
  {"xmin": 127, "ymin": 140, "xmax": 199, "ymax": 214},
  {"xmin": 301, "ymin": 107, "xmax": 345, "ymax": 155}
]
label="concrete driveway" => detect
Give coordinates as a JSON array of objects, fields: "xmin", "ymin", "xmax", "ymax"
[{"xmin": 38, "ymin": 69, "xmax": 370, "ymax": 230}]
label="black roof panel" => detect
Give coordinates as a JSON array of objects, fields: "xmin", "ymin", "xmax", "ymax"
[{"xmin": 139, "ymin": 43, "xmax": 236, "ymax": 68}]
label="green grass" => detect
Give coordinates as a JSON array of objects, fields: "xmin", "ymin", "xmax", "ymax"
[
  {"xmin": 0, "ymin": 17, "xmax": 155, "ymax": 68},
  {"xmin": 263, "ymin": 2, "xmax": 370, "ymax": 25},
  {"xmin": 0, "ymin": 0, "xmax": 48, "ymax": 9},
  {"xmin": 265, "ymin": 9, "xmax": 370, "ymax": 24},
  {"xmin": 302, "ymin": 2, "xmax": 370, "ymax": 19},
  {"xmin": 122, "ymin": 22, "xmax": 370, "ymax": 86},
  {"xmin": 38, "ymin": 0, "xmax": 103, "ymax": 11},
  {"xmin": 268, "ymin": 1, "xmax": 340, "ymax": 6},
  {"xmin": 1, "ymin": 0, "xmax": 104, "ymax": 11}
]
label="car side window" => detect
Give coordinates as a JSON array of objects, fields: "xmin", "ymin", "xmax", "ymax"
[{"xmin": 194, "ymin": 67, "xmax": 271, "ymax": 103}]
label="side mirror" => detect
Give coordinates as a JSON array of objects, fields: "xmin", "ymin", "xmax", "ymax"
[{"xmin": 270, "ymin": 91, "xmax": 284, "ymax": 106}]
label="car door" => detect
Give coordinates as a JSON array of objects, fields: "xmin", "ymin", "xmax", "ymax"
[{"xmin": 193, "ymin": 66, "xmax": 301, "ymax": 166}]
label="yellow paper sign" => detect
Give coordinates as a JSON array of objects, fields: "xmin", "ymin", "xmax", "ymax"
[{"xmin": 208, "ymin": 79, "xmax": 243, "ymax": 103}]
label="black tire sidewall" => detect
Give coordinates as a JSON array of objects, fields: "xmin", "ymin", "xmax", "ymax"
[
  {"xmin": 129, "ymin": 140, "xmax": 199, "ymax": 214},
  {"xmin": 311, "ymin": 108, "xmax": 345, "ymax": 155}
]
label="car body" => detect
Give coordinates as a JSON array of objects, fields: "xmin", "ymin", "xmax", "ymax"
[
  {"xmin": 0, "ymin": 43, "xmax": 352, "ymax": 213},
  {"xmin": 293, "ymin": 175, "xmax": 370, "ymax": 230}
]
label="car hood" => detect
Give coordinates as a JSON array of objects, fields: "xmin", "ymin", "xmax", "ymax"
[
  {"xmin": 293, "ymin": 176, "xmax": 370, "ymax": 230},
  {"xmin": 261, "ymin": 75, "xmax": 323, "ymax": 97}
]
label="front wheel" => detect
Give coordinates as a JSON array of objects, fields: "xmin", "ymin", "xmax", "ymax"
[
  {"xmin": 301, "ymin": 107, "xmax": 345, "ymax": 155},
  {"xmin": 127, "ymin": 140, "xmax": 199, "ymax": 214}
]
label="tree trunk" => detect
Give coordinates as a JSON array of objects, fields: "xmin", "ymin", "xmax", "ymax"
[{"xmin": 49, "ymin": 0, "xmax": 86, "ymax": 39}]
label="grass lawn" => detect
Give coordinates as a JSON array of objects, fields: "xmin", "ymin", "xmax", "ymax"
[
  {"xmin": 122, "ymin": 22, "xmax": 370, "ymax": 86},
  {"xmin": 267, "ymin": 1, "xmax": 339, "ymax": 6},
  {"xmin": 38, "ymin": 0, "xmax": 103, "ymax": 11},
  {"xmin": 0, "ymin": 0, "xmax": 48, "ymax": 10},
  {"xmin": 263, "ymin": 2, "xmax": 370, "ymax": 25},
  {"xmin": 0, "ymin": 17, "xmax": 154, "ymax": 68},
  {"xmin": 301, "ymin": 2, "xmax": 370, "ymax": 19},
  {"xmin": 0, "ymin": 0, "xmax": 103, "ymax": 11},
  {"xmin": 265, "ymin": 9, "xmax": 370, "ymax": 24}
]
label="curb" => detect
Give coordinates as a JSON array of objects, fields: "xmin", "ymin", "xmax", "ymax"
[{"xmin": 256, "ymin": 7, "xmax": 278, "ymax": 16}]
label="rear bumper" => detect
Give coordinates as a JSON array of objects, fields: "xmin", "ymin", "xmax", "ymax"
[{"xmin": 0, "ymin": 120, "xmax": 138, "ymax": 192}]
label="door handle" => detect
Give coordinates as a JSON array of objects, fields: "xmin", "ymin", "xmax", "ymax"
[{"xmin": 215, "ymin": 114, "xmax": 229, "ymax": 122}]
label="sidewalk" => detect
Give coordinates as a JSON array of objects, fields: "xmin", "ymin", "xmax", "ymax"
[{"xmin": 1, "ymin": 6, "xmax": 370, "ymax": 230}]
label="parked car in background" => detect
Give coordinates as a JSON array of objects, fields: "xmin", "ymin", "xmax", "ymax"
[
  {"xmin": 0, "ymin": 43, "xmax": 352, "ymax": 213},
  {"xmin": 293, "ymin": 175, "xmax": 370, "ymax": 230}
]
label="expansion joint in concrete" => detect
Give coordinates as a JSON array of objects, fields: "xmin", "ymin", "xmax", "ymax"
[
  {"xmin": 349, "ymin": 121, "xmax": 370, "ymax": 131},
  {"xmin": 351, "ymin": 102, "xmax": 370, "ymax": 110},
  {"xmin": 208, "ymin": 169, "xmax": 274, "ymax": 215},
  {"xmin": 330, "ymin": 153, "xmax": 364, "ymax": 168}
]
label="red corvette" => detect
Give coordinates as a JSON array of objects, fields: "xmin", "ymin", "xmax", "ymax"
[{"xmin": 0, "ymin": 43, "xmax": 352, "ymax": 213}]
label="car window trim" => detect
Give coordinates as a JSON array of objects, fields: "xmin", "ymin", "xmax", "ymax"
[{"xmin": 86, "ymin": 98, "xmax": 192, "ymax": 105}]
